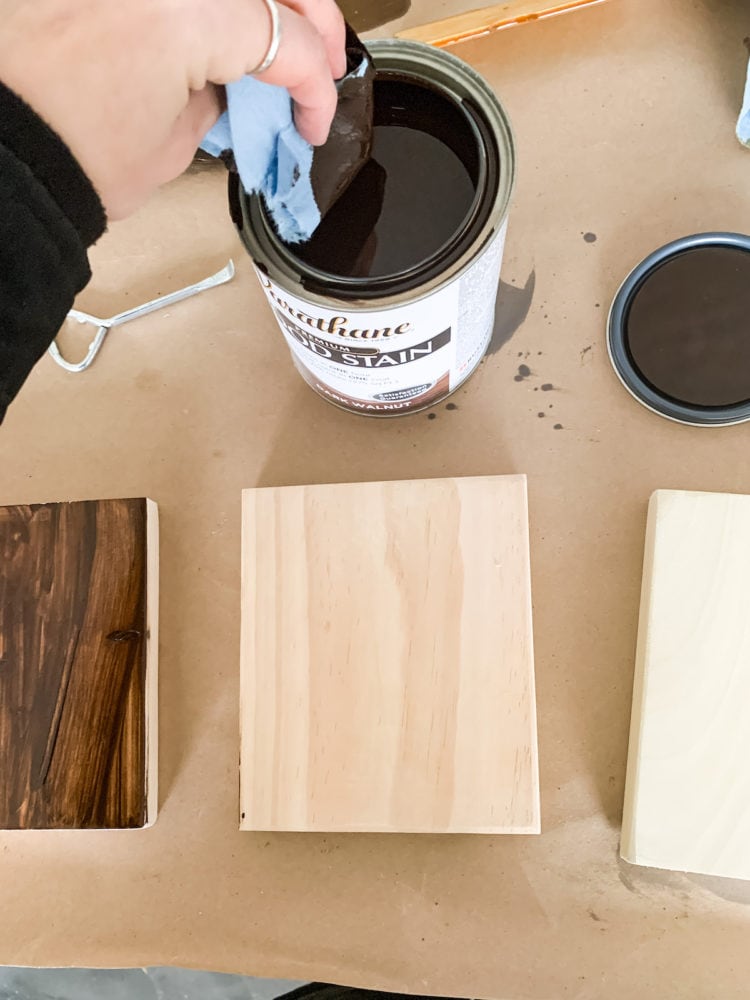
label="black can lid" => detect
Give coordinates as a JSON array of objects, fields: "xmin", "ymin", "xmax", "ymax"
[{"xmin": 608, "ymin": 232, "xmax": 750, "ymax": 427}]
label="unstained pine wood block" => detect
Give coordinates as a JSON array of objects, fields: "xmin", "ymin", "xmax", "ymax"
[
  {"xmin": 240, "ymin": 475, "xmax": 539, "ymax": 834},
  {"xmin": 622, "ymin": 490, "xmax": 750, "ymax": 879},
  {"xmin": 0, "ymin": 499, "xmax": 158, "ymax": 829}
]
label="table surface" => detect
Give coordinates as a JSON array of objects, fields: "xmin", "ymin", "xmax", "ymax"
[{"xmin": 2, "ymin": 1, "xmax": 750, "ymax": 997}]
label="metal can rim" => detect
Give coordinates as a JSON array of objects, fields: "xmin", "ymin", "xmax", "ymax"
[{"xmin": 236, "ymin": 38, "xmax": 515, "ymax": 313}]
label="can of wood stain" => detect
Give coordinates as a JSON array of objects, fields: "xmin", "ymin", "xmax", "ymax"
[{"xmin": 231, "ymin": 40, "xmax": 515, "ymax": 415}]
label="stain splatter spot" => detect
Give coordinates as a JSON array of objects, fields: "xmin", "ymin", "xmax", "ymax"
[
  {"xmin": 445, "ymin": 402, "xmax": 458, "ymax": 411},
  {"xmin": 595, "ymin": 303, "xmax": 601, "ymax": 308},
  {"xmin": 541, "ymin": 383, "xmax": 555, "ymax": 392},
  {"xmin": 537, "ymin": 412, "xmax": 545, "ymax": 418},
  {"xmin": 135, "ymin": 369, "xmax": 161, "ymax": 392},
  {"xmin": 514, "ymin": 364, "xmax": 532, "ymax": 382},
  {"xmin": 588, "ymin": 909, "xmax": 602, "ymax": 922},
  {"xmin": 583, "ymin": 232, "xmax": 597, "ymax": 243},
  {"xmin": 554, "ymin": 423, "xmax": 563, "ymax": 430},
  {"xmin": 427, "ymin": 413, "xmax": 437, "ymax": 420},
  {"xmin": 487, "ymin": 270, "xmax": 536, "ymax": 355}
]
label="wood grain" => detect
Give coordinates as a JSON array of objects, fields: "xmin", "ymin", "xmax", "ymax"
[
  {"xmin": 397, "ymin": 0, "xmax": 607, "ymax": 47},
  {"xmin": 0, "ymin": 499, "xmax": 158, "ymax": 829},
  {"xmin": 621, "ymin": 490, "xmax": 750, "ymax": 879},
  {"xmin": 240, "ymin": 475, "xmax": 539, "ymax": 833}
]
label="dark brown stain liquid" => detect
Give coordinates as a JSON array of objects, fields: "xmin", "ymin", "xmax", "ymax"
[
  {"xmin": 626, "ymin": 246, "xmax": 750, "ymax": 407},
  {"xmin": 287, "ymin": 75, "xmax": 480, "ymax": 281}
]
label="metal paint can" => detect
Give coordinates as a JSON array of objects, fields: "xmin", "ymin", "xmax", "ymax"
[{"xmin": 230, "ymin": 39, "xmax": 515, "ymax": 416}]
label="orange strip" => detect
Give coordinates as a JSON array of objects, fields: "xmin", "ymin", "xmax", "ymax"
[{"xmin": 396, "ymin": 0, "xmax": 607, "ymax": 47}]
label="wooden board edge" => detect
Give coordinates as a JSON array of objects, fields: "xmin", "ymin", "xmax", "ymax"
[
  {"xmin": 518, "ymin": 475, "xmax": 542, "ymax": 834},
  {"xmin": 238, "ymin": 823, "xmax": 542, "ymax": 834},
  {"xmin": 242, "ymin": 473, "xmax": 528, "ymax": 499},
  {"xmin": 144, "ymin": 498, "xmax": 159, "ymax": 828},
  {"xmin": 619, "ymin": 489, "xmax": 666, "ymax": 864},
  {"xmin": 239, "ymin": 490, "xmax": 253, "ymax": 831},
  {"xmin": 395, "ymin": 0, "xmax": 607, "ymax": 48}
]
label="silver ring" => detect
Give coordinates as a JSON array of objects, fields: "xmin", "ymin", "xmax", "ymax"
[{"xmin": 252, "ymin": 0, "xmax": 282, "ymax": 75}]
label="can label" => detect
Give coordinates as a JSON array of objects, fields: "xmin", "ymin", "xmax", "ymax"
[{"xmin": 254, "ymin": 220, "xmax": 507, "ymax": 414}]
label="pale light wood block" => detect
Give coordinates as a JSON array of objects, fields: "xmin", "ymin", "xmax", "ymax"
[
  {"xmin": 240, "ymin": 476, "xmax": 539, "ymax": 834},
  {"xmin": 622, "ymin": 490, "xmax": 750, "ymax": 879}
]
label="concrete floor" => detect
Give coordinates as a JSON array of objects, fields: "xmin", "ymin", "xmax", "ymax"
[{"xmin": 0, "ymin": 969, "xmax": 301, "ymax": 1000}]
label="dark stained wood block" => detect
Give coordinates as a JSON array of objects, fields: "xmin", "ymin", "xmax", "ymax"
[{"xmin": 0, "ymin": 499, "xmax": 158, "ymax": 829}]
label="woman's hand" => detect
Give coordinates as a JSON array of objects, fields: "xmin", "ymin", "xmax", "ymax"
[{"xmin": 0, "ymin": 0, "xmax": 346, "ymax": 218}]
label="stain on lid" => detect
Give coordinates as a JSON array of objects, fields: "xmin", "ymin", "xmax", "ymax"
[{"xmin": 608, "ymin": 233, "xmax": 750, "ymax": 426}]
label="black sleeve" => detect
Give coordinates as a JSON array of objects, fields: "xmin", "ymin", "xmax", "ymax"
[{"xmin": 0, "ymin": 81, "xmax": 106, "ymax": 423}]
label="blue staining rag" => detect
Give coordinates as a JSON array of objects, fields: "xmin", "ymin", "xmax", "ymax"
[
  {"xmin": 201, "ymin": 76, "xmax": 319, "ymax": 243},
  {"xmin": 201, "ymin": 29, "xmax": 373, "ymax": 245}
]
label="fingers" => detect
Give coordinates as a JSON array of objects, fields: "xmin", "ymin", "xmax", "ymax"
[
  {"xmin": 276, "ymin": 0, "xmax": 346, "ymax": 80},
  {"xmin": 255, "ymin": 3, "xmax": 337, "ymax": 145},
  {"xmin": 192, "ymin": 0, "xmax": 342, "ymax": 145}
]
